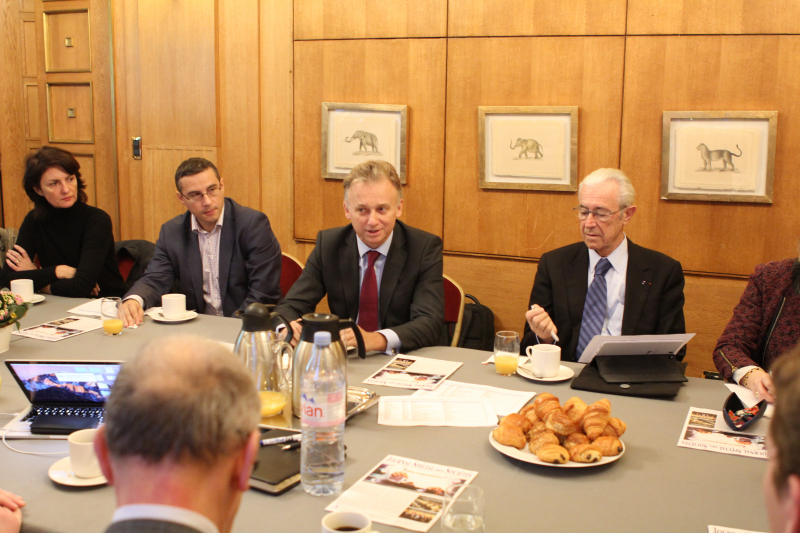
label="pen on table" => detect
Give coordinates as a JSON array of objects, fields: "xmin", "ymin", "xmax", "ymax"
[
  {"xmin": 260, "ymin": 434, "xmax": 301, "ymax": 446},
  {"xmin": 281, "ymin": 441, "xmax": 301, "ymax": 451},
  {"xmin": 530, "ymin": 305, "xmax": 559, "ymax": 343}
]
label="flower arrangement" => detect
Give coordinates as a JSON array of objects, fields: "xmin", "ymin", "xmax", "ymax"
[{"xmin": 0, "ymin": 291, "xmax": 29, "ymax": 329}]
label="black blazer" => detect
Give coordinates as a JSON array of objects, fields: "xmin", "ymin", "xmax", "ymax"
[
  {"xmin": 522, "ymin": 240, "xmax": 686, "ymax": 360},
  {"xmin": 275, "ymin": 220, "xmax": 444, "ymax": 352}
]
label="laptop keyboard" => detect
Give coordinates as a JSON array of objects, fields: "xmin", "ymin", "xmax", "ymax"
[{"xmin": 21, "ymin": 406, "xmax": 105, "ymax": 423}]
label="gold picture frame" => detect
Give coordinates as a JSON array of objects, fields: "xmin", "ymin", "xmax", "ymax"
[
  {"xmin": 321, "ymin": 102, "xmax": 408, "ymax": 183},
  {"xmin": 661, "ymin": 111, "xmax": 777, "ymax": 203},
  {"xmin": 479, "ymin": 106, "xmax": 578, "ymax": 191}
]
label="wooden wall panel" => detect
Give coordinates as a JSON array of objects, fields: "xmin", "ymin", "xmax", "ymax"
[
  {"xmin": 448, "ymin": 0, "xmax": 627, "ymax": 37},
  {"xmin": 294, "ymin": 0, "xmax": 446, "ymax": 40},
  {"xmin": 24, "ymin": 82, "xmax": 39, "ymax": 139},
  {"xmin": 47, "ymin": 82, "xmax": 94, "ymax": 142},
  {"xmin": 73, "ymin": 153, "xmax": 96, "ymax": 205},
  {"xmin": 628, "ymin": 0, "xmax": 800, "ymax": 35},
  {"xmin": 444, "ymin": 37, "xmax": 625, "ymax": 258},
  {"xmin": 294, "ymin": 39, "xmax": 446, "ymax": 240},
  {"xmin": 43, "ymin": 10, "xmax": 91, "ymax": 72},
  {"xmin": 21, "ymin": 0, "xmax": 34, "ymax": 12},
  {"xmin": 21, "ymin": 18, "xmax": 36, "ymax": 76},
  {"xmin": 217, "ymin": 0, "xmax": 260, "ymax": 209},
  {"xmin": 620, "ymin": 36, "xmax": 800, "ymax": 276}
]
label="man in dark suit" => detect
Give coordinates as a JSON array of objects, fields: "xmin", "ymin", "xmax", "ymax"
[
  {"xmin": 522, "ymin": 168, "xmax": 685, "ymax": 361},
  {"xmin": 120, "ymin": 158, "xmax": 281, "ymax": 326},
  {"xmin": 94, "ymin": 336, "xmax": 260, "ymax": 533},
  {"xmin": 276, "ymin": 160, "xmax": 444, "ymax": 354}
]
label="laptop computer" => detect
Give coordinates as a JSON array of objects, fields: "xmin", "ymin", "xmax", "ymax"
[{"xmin": 2, "ymin": 360, "xmax": 123, "ymax": 439}]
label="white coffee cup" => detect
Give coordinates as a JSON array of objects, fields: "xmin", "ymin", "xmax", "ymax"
[
  {"xmin": 10, "ymin": 279, "xmax": 34, "ymax": 303},
  {"xmin": 68, "ymin": 428, "xmax": 102, "ymax": 479},
  {"xmin": 161, "ymin": 294, "xmax": 186, "ymax": 319},
  {"xmin": 321, "ymin": 511, "xmax": 377, "ymax": 533},
  {"xmin": 525, "ymin": 344, "xmax": 561, "ymax": 378}
]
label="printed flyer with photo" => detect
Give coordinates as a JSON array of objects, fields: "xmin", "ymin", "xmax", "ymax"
[
  {"xmin": 677, "ymin": 407, "xmax": 768, "ymax": 460},
  {"xmin": 363, "ymin": 355, "xmax": 462, "ymax": 391},
  {"xmin": 326, "ymin": 455, "xmax": 478, "ymax": 532},
  {"xmin": 12, "ymin": 317, "xmax": 103, "ymax": 342},
  {"xmin": 708, "ymin": 526, "xmax": 767, "ymax": 533}
]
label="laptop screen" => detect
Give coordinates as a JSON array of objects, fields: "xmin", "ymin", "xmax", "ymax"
[{"xmin": 5, "ymin": 360, "xmax": 123, "ymax": 405}]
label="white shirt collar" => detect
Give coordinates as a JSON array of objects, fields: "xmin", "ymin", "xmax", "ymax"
[
  {"xmin": 356, "ymin": 231, "xmax": 393, "ymax": 257},
  {"xmin": 112, "ymin": 504, "xmax": 219, "ymax": 533},
  {"xmin": 191, "ymin": 204, "xmax": 225, "ymax": 235},
  {"xmin": 588, "ymin": 234, "xmax": 628, "ymax": 275}
]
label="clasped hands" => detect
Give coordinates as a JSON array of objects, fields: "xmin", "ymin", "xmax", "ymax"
[
  {"xmin": 5, "ymin": 245, "xmax": 99, "ymax": 296},
  {"xmin": 283, "ymin": 319, "xmax": 387, "ymax": 353}
]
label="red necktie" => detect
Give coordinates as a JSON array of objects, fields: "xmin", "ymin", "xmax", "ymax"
[{"xmin": 358, "ymin": 251, "xmax": 380, "ymax": 332}]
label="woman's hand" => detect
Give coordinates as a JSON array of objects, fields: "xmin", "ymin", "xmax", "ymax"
[
  {"xmin": 744, "ymin": 369, "xmax": 775, "ymax": 403},
  {"xmin": 55, "ymin": 265, "xmax": 76, "ymax": 279},
  {"xmin": 5, "ymin": 245, "xmax": 35, "ymax": 271},
  {"xmin": 0, "ymin": 488, "xmax": 24, "ymax": 533}
]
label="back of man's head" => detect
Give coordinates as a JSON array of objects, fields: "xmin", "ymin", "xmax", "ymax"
[
  {"xmin": 103, "ymin": 335, "xmax": 260, "ymax": 465},
  {"xmin": 770, "ymin": 351, "xmax": 800, "ymax": 491}
]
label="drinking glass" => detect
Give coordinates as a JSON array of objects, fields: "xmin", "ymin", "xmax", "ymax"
[
  {"xmin": 494, "ymin": 331, "xmax": 520, "ymax": 376},
  {"xmin": 442, "ymin": 484, "xmax": 484, "ymax": 532},
  {"xmin": 101, "ymin": 297, "xmax": 123, "ymax": 336}
]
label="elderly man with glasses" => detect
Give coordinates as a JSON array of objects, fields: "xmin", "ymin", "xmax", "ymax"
[
  {"xmin": 121, "ymin": 158, "xmax": 281, "ymax": 326},
  {"xmin": 521, "ymin": 168, "xmax": 686, "ymax": 361}
]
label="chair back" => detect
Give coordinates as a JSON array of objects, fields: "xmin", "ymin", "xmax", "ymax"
[
  {"xmin": 0, "ymin": 228, "xmax": 18, "ymax": 269},
  {"xmin": 443, "ymin": 274, "xmax": 466, "ymax": 347},
  {"xmin": 115, "ymin": 240, "xmax": 156, "ymax": 287},
  {"xmin": 281, "ymin": 253, "xmax": 305, "ymax": 298}
]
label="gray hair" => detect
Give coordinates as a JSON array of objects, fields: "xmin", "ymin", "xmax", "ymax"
[
  {"xmin": 104, "ymin": 335, "xmax": 260, "ymax": 465},
  {"xmin": 343, "ymin": 160, "xmax": 403, "ymax": 206},
  {"xmin": 578, "ymin": 168, "xmax": 636, "ymax": 209}
]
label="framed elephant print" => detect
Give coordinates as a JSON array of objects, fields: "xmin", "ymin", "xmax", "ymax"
[
  {"xmin": 661, "ymin": 111, "xmax": 777, "ymax": 203},
  {"xmin": 321, "ymin": 102, "xmax": 408, "ymax": 183},
  {"xmin": 478, "ymin": 106, "xmax": 578, "ymax": 191}
]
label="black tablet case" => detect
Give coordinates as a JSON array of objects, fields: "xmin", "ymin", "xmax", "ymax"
[
  {"xmin": 571, "ymin": 356, "xmax": 687, "ymax": 398},
  {"xmin": 250, "ymin": 429, "xmax": 301, "ymax": 496}
]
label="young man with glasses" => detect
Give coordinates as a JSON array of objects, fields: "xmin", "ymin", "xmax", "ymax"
[
  {"xmin": 521, "ymin": 168, "xmax": 686, "ymax": 361},
  {"xmin": 121, "ymin": 158, "xmax": 281, "ymax": 326}
]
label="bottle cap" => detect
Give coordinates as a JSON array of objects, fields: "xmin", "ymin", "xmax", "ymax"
[{"xmin": 313, "ymin": 331, "xmax": 332, "ymax": 346}]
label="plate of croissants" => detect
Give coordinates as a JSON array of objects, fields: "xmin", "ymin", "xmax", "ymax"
[{"xmin": 489, "ymin": 393, "xmax": 626, "ymax": 467}]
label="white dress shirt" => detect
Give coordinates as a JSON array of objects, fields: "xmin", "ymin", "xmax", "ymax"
[
  {"xmin": 191, "ymin": 204, "xmax": 224, "ymax": 316},
  {"xmin": 355, "ymin": 232, "xmax": 402, "ymax": 354},
  {"xmin": 587, "ymin": 235, "xmax": 629, "ymax": 336},
  {"xmin": 112, "ymin": 504, "xmax": 219, "ymax": 533}
]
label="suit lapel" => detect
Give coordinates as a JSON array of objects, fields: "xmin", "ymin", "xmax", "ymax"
[
  {"xmin": 340, "ymin": 230, "xmax": 360, "ymax": 320},
  {"xmin": 184, "ymin": 215, "xmax": 205, "ymax": 314},
  {"xmin": 565, "ymin": 245, "xmax": 589, "ymax": 327},
  {"xmin": 217, "ymin": 199, "xmax": 234, "ymax": 305},
  {"xmin": 622, "ymin": 241, "xmax": 652, "ymax": 334},
  {"xmin": 379, "ymin": 224, "xmax": 406, "ymax": 327}
]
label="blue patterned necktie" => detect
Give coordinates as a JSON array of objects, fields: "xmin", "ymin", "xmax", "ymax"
[{"xmin": 576, "ymin": 258, "xmax": 612, "ymax": 360}]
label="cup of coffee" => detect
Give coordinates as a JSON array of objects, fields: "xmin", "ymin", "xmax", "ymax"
[
  {"xmin": 525, "ymin": 344, "xmax": 561, "ymax": 378},
  {"xmin": 68, "ymin": 428, "xmax": 102, "ymax": 479},
  {"xmin": 161, "ymin": 294, "xmax": 186, "ymax": 319},
  {"xmin": 321, "ymin": 511, "xmax": 376, "ymax": 533},
  {"xmin": 10, "ymin": 279, "xmax": 34, "ymax": 303}
]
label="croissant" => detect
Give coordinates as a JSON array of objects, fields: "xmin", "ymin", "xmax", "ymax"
[
  {"xmin": 519, "ymin": 404, "xmax": 539, "ymax": 424},
  {"xmin": 533, "ymin": 393, "xmax": 561, "ymax": 422},
  {"xmin": 601, "ymin": 417, "xmax": 627, "ymax": 438},
  {"xmin": 501, "ymin": 413, "xmax": 532, "ymax": 434},
  {"xmin": 526, "ymin": 421, "xmax": 548, "ymax": 440},
  {"xmin": 569, "ymin": 444, "xmax": 603, "ymax": 463},
  {"xmin": 492, "ymin": 424, "xmax": 526, "ymax": 449},
  {"xmin": 563, "ymin": 432, "xmax": 590, "ymax": 450},
  {"xmin": 535, "ymin": 443, "xmax": 569, "ymax": 464},
  {"xmin": 545, "ymin": 411, "xmax": 580, "ymax": 437},
  {"xmin": 528, "ymin": 429, "xmax": 559, "ymax": 453},
  {"xmin": 582, "ymin": 399, "xmax": 612, "ymax": 440},
  {"xmin": 592, "ymin": 436, "xmax": 624, "ymax": 457},
  {"xmin": 562, "ymin": 397, "xmax": 588, "ymax": 423},
  {"xmin": 581, "ymin": 398, "xmax": 611, "ymax": 421}
]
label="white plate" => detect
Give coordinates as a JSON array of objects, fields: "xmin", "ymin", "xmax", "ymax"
[
  {"xmin": 489, "ymin": 432, "xmax": 625, "ymax": 468},
  {"xmin": 48, "ymin": 457, "xmax": 107, "ymax": 487},
  {"xmin": 29, "ymin": 294, "xmax": 45, "ymax": 304},
  {"xmin": 151, "ymin": 310, "xmax": 198, "ymax": 323},
  {"xmin": 517, "ymin": 363, "xmax": 574, "ymax": 382}
]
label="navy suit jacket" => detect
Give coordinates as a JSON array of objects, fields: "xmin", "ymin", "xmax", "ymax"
[
  {"xmin": 522, "ymin": 240, "xmax": 686, "ymax": 361},
  {"xmin": 125, "ymin": 197, "xmax": 281, "ymax": 315},
  {"xmin": 275, "ymin": 220, "xmax": 444, "ymax": 352}
]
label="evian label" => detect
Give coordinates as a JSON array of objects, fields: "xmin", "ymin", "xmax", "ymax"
[{"xmin": 301, "ymin": 391, "xmax": 346, "ymax": 427}]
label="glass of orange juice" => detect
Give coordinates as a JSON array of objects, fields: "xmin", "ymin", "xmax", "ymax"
[
  {"xmin": 101, "ymin": 297, "xmax": 123, "ymax": 336},
  {"xmin": 494, "ymin": 331, "xmax": 520, "ymax": 376}
]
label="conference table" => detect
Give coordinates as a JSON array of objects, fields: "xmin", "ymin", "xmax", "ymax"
[{"xmin": 0, "ymin": 296, "xmax": 771, "ymax": 533}]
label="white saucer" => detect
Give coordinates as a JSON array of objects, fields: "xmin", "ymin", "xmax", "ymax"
[
  {"xmin": 48, "ymin": 457, "xmax": 106, "ymax": 487},
  {"xmin": 517, "ymin": 363, "xmax": 575, "ymax": 382},
  {"xmin": 151, "ymin": 310, "xmax": 198, "ymax": 323},
  {"xmin": 29, "ymin": 294, "xmax": 45, "ymax": 304}
]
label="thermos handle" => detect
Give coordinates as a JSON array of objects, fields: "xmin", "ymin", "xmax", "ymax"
[
  {"xmin": 338, "ymin": 319, "xmax": 366, "ymax": 359},
  {"xmin": 270, "ymin": 313, "xmax": 294, "ymax": 345}
]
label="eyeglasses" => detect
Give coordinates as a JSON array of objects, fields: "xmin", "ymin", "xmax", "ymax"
[
  {"xmin": 572, "ymin": 207, "xmax": 625, "ymax": 223},
  {"xmin": 181, "ymin": 185, "xmax": 221, "ymax": 203}
]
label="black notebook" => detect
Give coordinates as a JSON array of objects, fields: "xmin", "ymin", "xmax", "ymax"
[{"xmin": 250, "ymin": 429, "xmax": 301, "ymax": 496}]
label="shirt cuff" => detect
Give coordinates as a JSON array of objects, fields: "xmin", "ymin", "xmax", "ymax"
[
  {"xmin": 378, "ymin": 329, "xmax": 401, "ymax": 355},
  {"xmin": 733, "ymin": 365, "xmax": 758, "ymax": 385},
  {"xmin": 123, "ymin": 295, "xmax": 145, "ymax": 309}
]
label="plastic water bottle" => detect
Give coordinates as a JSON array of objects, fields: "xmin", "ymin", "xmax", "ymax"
[{"xmin": 300, "ymin": 331, "xmax": 346, "ymax": 496}]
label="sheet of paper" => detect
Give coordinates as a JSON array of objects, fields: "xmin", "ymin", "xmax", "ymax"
[
  {"xmin": 482, "ymin": 354, "xmax": 527, "ymax": 365},
  {"xmin": 577, "ymin": 333, "xmax": 696, "ymax": 363},
  {"xmin": 723, "ymin": 383, "xmax": 774, "ymax": 418},
  {"xmin": 379, "ymin": 397, "xmax": 497, "ymax": 427},
  {"xmin": 12, "ymin": 317, "xmax": 103, "ymax": 342},
  {"xmin": 326, "ymin": 455, "xmax": 478, "ymax": 532},
  {"xmin": 66, "ymin": 299, "xmax": 102, "ymax": 317},
  {"xmin": 363, "ymin": 355, "xmax": 462, "ymax": 391},
  {"xmin": 677, "ymin": 407, "xmax": 768, "ymax": 460},
  {"xmin": 411, "ymin": 381, "xmax": 534, "ymax": 418},
  {"xmin": 708, "ymin": 526, "xmax": 767, "ymax": 533}
]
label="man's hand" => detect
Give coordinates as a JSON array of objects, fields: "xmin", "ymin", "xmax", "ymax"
[
  {"xmin": 120, "ymin": 299, "xmax": 144, "ymax": 327},
  {"xmin": 525, "ymin": 304, "xmax": 557, "ymax": 343},
  {"xmin": 284, "ymin": 319, "xmax": 303, "ymax": 348},
  {"xmin": 341, "ymin": 325, "xmax": 387, "ymax": 353},
  {"xmin": 744, "ymin": 369, "xmax": 775, "ymax": 403},
  {"xmin": 5, "ymin": 245, "xmax": 35, "ymax": 272},
  {"xmin": 0, "ymin": 488, "xmax": 24, "ymax": 533},
  {"xmin": 91, "ymin": 284, "xmax": 101, "ymax": 297},
  {"xmin": 55, "ymin": 265, "xmax": 77, "ymax": 279}
]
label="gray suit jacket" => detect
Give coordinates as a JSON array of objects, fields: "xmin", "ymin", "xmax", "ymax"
[
  {"xmin": 105, "ymin": 519, "xmax": 202, "ymax": 533},
  {"xmin": 521, "ymin": 240, "xmax": 686, "ymax": 360},
  {"xmin": 275, "ymin": 220, "xmax": 444, "ymax": 352},
  {"xmin": 125, "ymin": 197, "xmax": 281, "ymax": 315}
]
